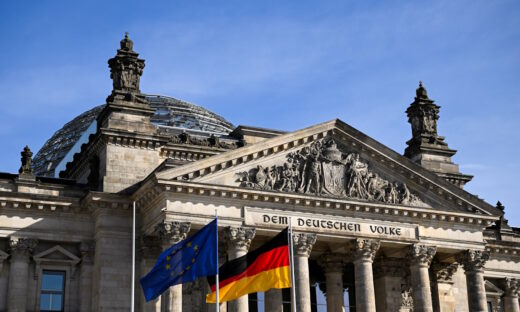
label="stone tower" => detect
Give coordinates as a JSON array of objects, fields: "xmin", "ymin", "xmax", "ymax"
[{"xmin": 404, "ymin": 82, "xmax": 472, "ymax": 188}]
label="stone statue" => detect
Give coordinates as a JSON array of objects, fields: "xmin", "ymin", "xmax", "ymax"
[{"xmin": 235, "ymin": 137, "xmax": 426, "ymax": 207}]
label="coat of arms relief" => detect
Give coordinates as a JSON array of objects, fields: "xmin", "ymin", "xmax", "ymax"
[{"xmin": 235, "ymin": 137, "xmax": 426, "ymax": 207}]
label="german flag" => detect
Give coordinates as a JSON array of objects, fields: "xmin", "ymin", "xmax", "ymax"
[{"xmin": 206, "ymin": 228, "xmax": 291, "ymax": 303}]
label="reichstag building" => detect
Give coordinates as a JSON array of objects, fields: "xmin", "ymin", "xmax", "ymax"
[{"xmin": 0, "ymin": 34, "xmax": 519, "ymax": 312}]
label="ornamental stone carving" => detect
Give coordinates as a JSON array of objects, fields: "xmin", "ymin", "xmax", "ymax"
[
  {"xmin": 408, "ymin": 244, "xmax": 436, "ymax": 267},
  {"xmin": 458, "ymin": 249, "xmax": 489, "ymax": 273},
  {"xmin": 350, "ymin": 238, "xmax": 380, "ymax": 262},
  {"xmin": 9, "ymin": 237, "xmax": 38, "ymax": 257},
  {"xmin": 154, "ymin": 221, "xmax": 191, "ymax": 244},
  {"xmin": 224, "ymin": 227, "xmax": 256, "ymax": 253},
  {"xmin": 168, "ymin": 132, "xmax": 240, "ymax": 149},
  {"xmin": 505, "ymin": 278, "xmax": 519, "ymax": 296},
  {"xmin": 292, "ymin": 233, "xmax": 317, "ymax": 257},
  {"xmin": 401, "ymin": 285, "xmax": 414, "ymax": 310},
  {"xmin": 318, "ymin": 252, "xmax": 346, "ymax": 273},
  {"xmin": 18, "ymin": 145, "xmax": 34, "ymax": 177},
  {"xmin": 236, "ymin": 137, "xmax": 425, "ymax": 206},
  {"xmin": 430, "ymin": 261, "xmax": 458, "ymax": 284},
  {"xmin": 106, "ymin": 33, "xmax": 147, "ymax": 105}
]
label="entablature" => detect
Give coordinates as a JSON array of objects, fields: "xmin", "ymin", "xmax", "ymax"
[{"xmin": 140, "ymin": 179, "xmax": 497, "ymax": 230}]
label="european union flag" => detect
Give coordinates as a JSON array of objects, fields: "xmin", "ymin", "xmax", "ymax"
[{"xmin": 140, "ymin": 219, "xmax": 218, "ymax": 302}]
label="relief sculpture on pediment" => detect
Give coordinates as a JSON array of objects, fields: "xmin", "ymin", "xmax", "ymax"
[{"xmin": 236, "ymin": 137, "xmax": 425, "ymax": 206}]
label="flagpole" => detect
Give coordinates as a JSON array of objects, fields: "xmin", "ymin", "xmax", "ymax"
[
  {"xmin": 215, "ymin": 209, "xmax": 220, "ymax": 312},
  {"xmin": 131, "ymin": 201, "xmax": 136, "ymax": 312},
  {"xmin": 289, "ymin": 217, "xmax": 296, "ymax": 312}
]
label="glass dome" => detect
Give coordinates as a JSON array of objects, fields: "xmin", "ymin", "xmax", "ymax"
[{"xmin": 32, "ymin": 95, "xmax": 235, "ymax": 177}]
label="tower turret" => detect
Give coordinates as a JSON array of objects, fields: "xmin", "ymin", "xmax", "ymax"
[{"xmin": 404, "ymin": 82, "xmax": 472, "ymax": 188}]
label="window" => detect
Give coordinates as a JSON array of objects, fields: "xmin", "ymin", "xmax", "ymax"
[{"xmin": 40, "ymin": 270, "xmax": 65, "ymax": 312}]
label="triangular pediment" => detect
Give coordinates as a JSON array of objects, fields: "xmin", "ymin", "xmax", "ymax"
[
  {"xmin": 33, "ymin": 245, "xmax": 80, "ymax": 264},
  {"xmin": 157, "ymin": 119, "xmax": 498, "ymax": 216}
]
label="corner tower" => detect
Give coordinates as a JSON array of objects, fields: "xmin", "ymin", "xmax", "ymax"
[{"xmin": 404, "ymin": 82, "xmax": 472, "ymax": 188}]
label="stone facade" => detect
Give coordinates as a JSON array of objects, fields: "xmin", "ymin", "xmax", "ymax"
[{"xmin": 0, "ymin": 35, "xmax": 519, "ymax": 312}]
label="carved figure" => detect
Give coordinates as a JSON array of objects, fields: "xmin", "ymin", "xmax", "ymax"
[{"xmin": 235, "ymin": 137, "xmax": 426, "ymax": 207}]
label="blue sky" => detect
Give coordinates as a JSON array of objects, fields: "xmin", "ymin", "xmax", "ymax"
[{"xmin": 0, "ymin": 1, "xmax": 519, "ymax": 225}]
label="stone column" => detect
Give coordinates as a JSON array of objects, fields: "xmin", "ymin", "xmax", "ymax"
[
  {"xmin": 265, "ymin": 289, "xmax": 283, "ymax": 312},
  {"xmin": 408, "ymin": 244, "xmax": 436, "ymax": 312},
  {"xmin": 318, "ymin": 253, "xmax": 346, "ymax": 312},
  {"xmin": 79, "ymin": 240, "xmax": 95, "ymax": 312},
  {"xmin": 350, "ymin": 239, "xmax": 379, "ymax": 312},
  {"xmin": 430, "ymin": 261, "xmax": 458, "ymax": 312},
  {"xmin": 292, "ymin": 233, "xmax": 317, "ymax": 312},
  {"xmin": 224, "ymin": 226, "xmax": 256, "ymax": 312},
  {"xmin": 140, "ymin": 235, "xmax": 163, "ymax": 312},
  {"xmin": 7, "ymin": 237, "xmax": 38, "ymax": 312},
  {"xmin": 156, "ymin": 221, "xmax": 191, "ymax": 312},
  {"xmin": 459, "ymin": 249, "xmax": 489, "ymax": 312},
  {"xmin": 373, "ymin": 257, "xmax": 406, "ymax": 311},
  {"xmin": 504, "ymin": 278, "xmax": 520, "ymax": 312}
]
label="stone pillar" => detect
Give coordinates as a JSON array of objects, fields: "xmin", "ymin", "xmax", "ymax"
[
  {"xmin": 408, "ymin": 244, "xmax": 436, "ymax": 312},
  {"xmin": 79, "ymin": 240, "xmax": 95, "ymax": 312},
  {"xmin": 430, "ymin": 261, "xmax": 458, "ymax": 312},
  {"xmin": 155, "ymin": 221, "xmax": 191, "ymax": 312},
  {"xmin": 224, "ymin": 226, "xmax": 256, "ymax": 312},
  {"xmin": 7, "ymin": 237, "xmax": 38, "ymax": 312},
  {"xmin": 318, "ymin": 253, "xmax": 346, "ymax": 312},
  {"xmin": 140, "ymin": 235, "xmax": 163, "ymax": 312},
  {"xmin": 265, "ymin": 289, "xmax": 283, "ymax": 312},
  {"xmin": 459, "ymin": 249, "xmax": 489, "ymax": 312},
  {"xmin": 504, "ymin": 278, "xmax": 520, "ymax": 312},
  {"xmin": 350, "ymin": 239, "xmax": 379, "ymax": 312},
  {"xmin": 373, "ymin": 257, "xmax": 406, "ymax": 311},
  {"xmin": 292, "ymin": 233, "xmax": 317, "ymax": 312}
]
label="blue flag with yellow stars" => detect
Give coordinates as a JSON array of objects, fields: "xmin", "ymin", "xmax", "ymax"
[{"xmin": 140, "ymin": 219, "xmax": 217, "ymax": 302}]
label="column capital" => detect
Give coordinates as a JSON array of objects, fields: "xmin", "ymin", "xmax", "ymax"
[
  {"xmin": 318, "ymin": 252, "xmax": 346, "ymax": 273},
  {"xmin": 458, "ymin": 249, "xmax": 489, "ymax": 273},
  {"xmin": 293, "ymin": 233, "xmax": 317, "ymax": 257},
  {"xmin": 350, "ymin": 238, "xmax": 380, "ymax": 263},
  {"xmin": 9, "ymin": 237, "xmax": 38, "ymax": 258},
  {"xmin": 430, "ymin": 261, "xmax": 458, "ymax": 284},
  {"xmin": 224, "ymin": 226, "xmax": 256, "ymax": 253},
  {"xmin": 505, "ymin": 278, "xmax": 520, "ymax": 297},
  {"xmin": 408, "ymin": 244, "xmax": 436, "ymax": 267},
  {"xmin": 80, "ymin": 240, "xmax": 96, "ymax": 264},
  {"xmin": 154, "ymin": 221, "xmax": 191, "ymax": 245}
]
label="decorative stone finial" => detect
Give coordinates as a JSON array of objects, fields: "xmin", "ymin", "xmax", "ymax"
[
  {"xmin": 416, "ymin": 81, "xmax": 429, "ymax": 99},
  {"xmin": 106, "ymin": 33, "xmax": 147, "ymax": 105},
  {"xmin": 18, "ymin": 145, "xmax": 35, "ymax": 179},
  {"xmin": 496, "ymin": 201, "xmax": 505, "ymax": 211},
  {"xmin": 406, "ymin": 81, "xmax": 441, "ymax": 140},
  {"xmin": 404, "ymin": 82, "xmax": 473, "ymax": 188},
  {"xmin": 120, "ymin": 32, "xmax": 133, "ymax": 51}
]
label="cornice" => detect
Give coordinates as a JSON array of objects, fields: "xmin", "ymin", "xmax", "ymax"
[
  {"xmin": 0, "ymin": 191, "xmax": 80, "ymax": 213},
  {"xmin": 80, "ymin": 191, "xmax": 132, "ymax": 212}
]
